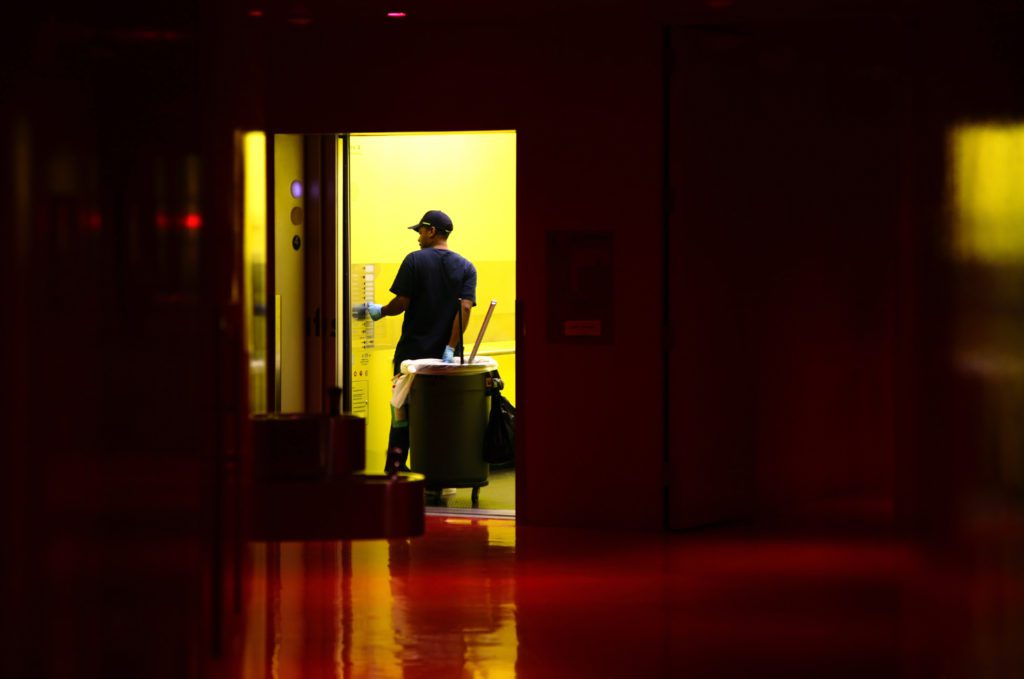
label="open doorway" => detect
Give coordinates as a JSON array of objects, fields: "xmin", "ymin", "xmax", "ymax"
[
  {"xmin": 344, "ymin": 131, "xmax": 517, "ymax": 515},
  {"xmin": 242, "ymin": 130, "xmax": 516, "ymax": 515}
]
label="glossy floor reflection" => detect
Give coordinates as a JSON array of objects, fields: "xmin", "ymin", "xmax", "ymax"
[
  {"xmin": 234, "ymin": 514, "xmax": 1024, "ymax": 678},
  {"xmin": 426, "ymin": 468, "xmax": 515, "ymax": 512}
]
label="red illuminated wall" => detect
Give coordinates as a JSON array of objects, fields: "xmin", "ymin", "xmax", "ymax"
[
  {"xmin": 6, "ymin": 2, "xmax": 1024, "ymax": 676},
  {"xmin": 668, "ymin": 23, "xmax": 910, "ymax": 528},
  {"xmin": 248, "ymin": 19, "xmax": 666, "ymax": 529},
  {"xmin": 234, "ymin": 7, "xmax": 1024, "ymax": 532}
]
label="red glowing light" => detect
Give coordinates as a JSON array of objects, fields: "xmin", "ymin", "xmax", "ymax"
[
  {"xmin": 248, "ymin": 9, "xmax": 264, "ymax": 17},
  {"xmin": 87, "ymin": 212, "xmax": 102, "ymax": 230},
  {"xmin": 156, "ymin": 212, "xmax": 169, "ymax": 229},
  {"xmin": 387, "ymin": 11, "xmax": 407, "ymax": 18},
  {"xmin": 183, "ymin": 213, "xmax": 203, "ymax": 230}
]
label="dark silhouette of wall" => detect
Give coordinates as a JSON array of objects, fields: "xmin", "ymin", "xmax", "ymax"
[{"xmin": 5, "ymin": 1, "xmax": 1024, "ymax": 675}]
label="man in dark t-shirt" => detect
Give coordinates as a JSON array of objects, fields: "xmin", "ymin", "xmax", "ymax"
[{"xmin": 367, "ymin": 210, "xmax": 477, "ymax": 472}]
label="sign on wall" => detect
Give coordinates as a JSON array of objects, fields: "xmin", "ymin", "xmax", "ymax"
[{"xmin": 546, "ymin": 230, "xmax": 614, "ymax": 343}]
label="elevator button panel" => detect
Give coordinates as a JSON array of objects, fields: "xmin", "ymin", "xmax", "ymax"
[
  {"xmin": 350, "ymin": 264, "xmax": 376, "ymax": 418},
  {"xmin": 351, "ymin": 380, "xmax": 369, "ymax": 418},
  {"xmin": 352, "ymin": 263, "xmax": 376, "ymax": 349}
]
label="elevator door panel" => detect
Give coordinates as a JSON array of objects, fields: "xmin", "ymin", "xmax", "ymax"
[{"xmin": 273, "ymin": 134, "xmax": 305, "ymax": 413}]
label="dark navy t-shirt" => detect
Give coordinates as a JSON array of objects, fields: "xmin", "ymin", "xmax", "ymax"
[{"xmin": 390, "ymin": 248, "xmax": 477, "ymax": 373}]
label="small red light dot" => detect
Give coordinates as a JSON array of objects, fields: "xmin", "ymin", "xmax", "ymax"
[
  {"xmin": 183, "ymin": 213, "xmax": 203, "ymax": 230},
  {"xmin": 387, "ymin": 11, "xmax": 407, "ymax": 18},
  {"xmin": 248, "ymin": 9, "xmax": 264, "ymax": 17}
]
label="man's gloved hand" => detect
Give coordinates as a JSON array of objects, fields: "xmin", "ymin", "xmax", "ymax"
[
  {"xmin": 367, "ymin": 303, "xmax": 383, "ymax": 321},
  {"xmin": 442, "ymin": 345, "xmax": 455, "ymax": 363}
]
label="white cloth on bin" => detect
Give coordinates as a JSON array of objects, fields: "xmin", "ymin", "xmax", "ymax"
[
  {"xmin": 391, "ymin": 373, "xmax": 414, "ymax": 410},
  {"xmin": 389, "ymin": 357, "xmax": 500, "ymax": 409}
]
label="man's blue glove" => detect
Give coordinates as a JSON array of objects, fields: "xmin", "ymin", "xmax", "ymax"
[
  {"xmin": 367, "ymin": 303, "xmax": 383, "ymax": 321},
  {"xmin": 442, "ymin": 345, "xmax": 455, "ymax": 363}
]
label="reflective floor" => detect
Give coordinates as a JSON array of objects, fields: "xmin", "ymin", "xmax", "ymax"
[
  {"xmin": 231, "ymin": 512, "xmax": 1024, "ymax": 678},
  {"xmin": 426, "ymin": 467, "xmax": 515, "ymax": 512}
]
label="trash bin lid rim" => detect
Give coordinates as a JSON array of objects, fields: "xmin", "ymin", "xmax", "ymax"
[{"xmin": 400, "ymin": 357, "xmax": 499, "ymax": 375}]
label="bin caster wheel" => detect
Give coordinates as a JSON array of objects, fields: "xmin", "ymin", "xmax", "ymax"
[{"xmin": 471, "ymin": 486, "xmax": 480, "ymax": 507}]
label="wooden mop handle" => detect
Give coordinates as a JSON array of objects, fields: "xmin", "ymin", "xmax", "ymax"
[{"xmin": 469, "ymin": 300, "xmax": 498, "ymax": 364}]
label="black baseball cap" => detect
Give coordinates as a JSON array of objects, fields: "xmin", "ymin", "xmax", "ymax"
[{"xmin": 408, "ymin": 210, "xmax": 453, "ymax": 234}]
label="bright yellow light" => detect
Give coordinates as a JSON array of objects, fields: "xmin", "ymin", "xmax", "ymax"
[
  {"xmin": 951, "ymin": 123, "xmax": 1024, "ymax": 262},
  {"xmin": 348, "ymin": 131, "xmax": 517, "ymax": 471},
  {"xmin": 243, "ymin": 131, "xmax": 267, "ymax": 264},
  {"xmin": 243, "ymin": 131, "xmax": 267, "ymax": 412}
]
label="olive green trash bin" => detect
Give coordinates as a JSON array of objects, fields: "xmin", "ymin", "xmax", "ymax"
[{"xmin": 402, "ymin": 358, "xmax": 499, "ymax": 498}]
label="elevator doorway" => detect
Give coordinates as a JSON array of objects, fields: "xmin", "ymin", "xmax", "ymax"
[
  {"xmin": 346, "ymin": 131, "xmax": 517, "ymax": 514},
  {"xmin": 243, "ymin": 130, "xmax": 517, "ymax": 515}
]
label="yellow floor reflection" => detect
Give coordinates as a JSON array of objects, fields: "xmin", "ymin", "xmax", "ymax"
[{"xmin": 241, "ymin": 518, "xmax": 517, "ymax": 678}]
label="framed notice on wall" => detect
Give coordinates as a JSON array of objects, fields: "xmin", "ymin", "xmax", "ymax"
[{"xmin": 546, "ymin": 230, "xmax": 614, "ymax": 343}]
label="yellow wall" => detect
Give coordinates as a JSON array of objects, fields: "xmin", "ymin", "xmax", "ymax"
[
  {"xmin": 275, "ymin": 134, "xmax": 305, "ymax": 412},
  {"xmin": 952, "ymin": 124, "xmax": 1024, "ymax": 263},
  {"xmin": 347, "ymin": 132, "xmax": 516, "ymax": 471},
  {"xmin": 242, "ymin": 132, "xmax": 268, "ymax": 413}
]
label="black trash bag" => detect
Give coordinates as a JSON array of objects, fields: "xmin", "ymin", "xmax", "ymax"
[{"xmin": 483, "ymin": 373, "xmax": 515, "ymax": 467}]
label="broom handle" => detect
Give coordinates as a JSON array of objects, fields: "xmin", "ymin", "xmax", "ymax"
[{"xmin": 469, "ymin": 300, "xmax": 497, "ymax": 364}]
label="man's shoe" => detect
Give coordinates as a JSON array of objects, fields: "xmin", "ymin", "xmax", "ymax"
[{"xmin": 384, "ymin": 447, "xmax": 409, "ymax": 475}]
